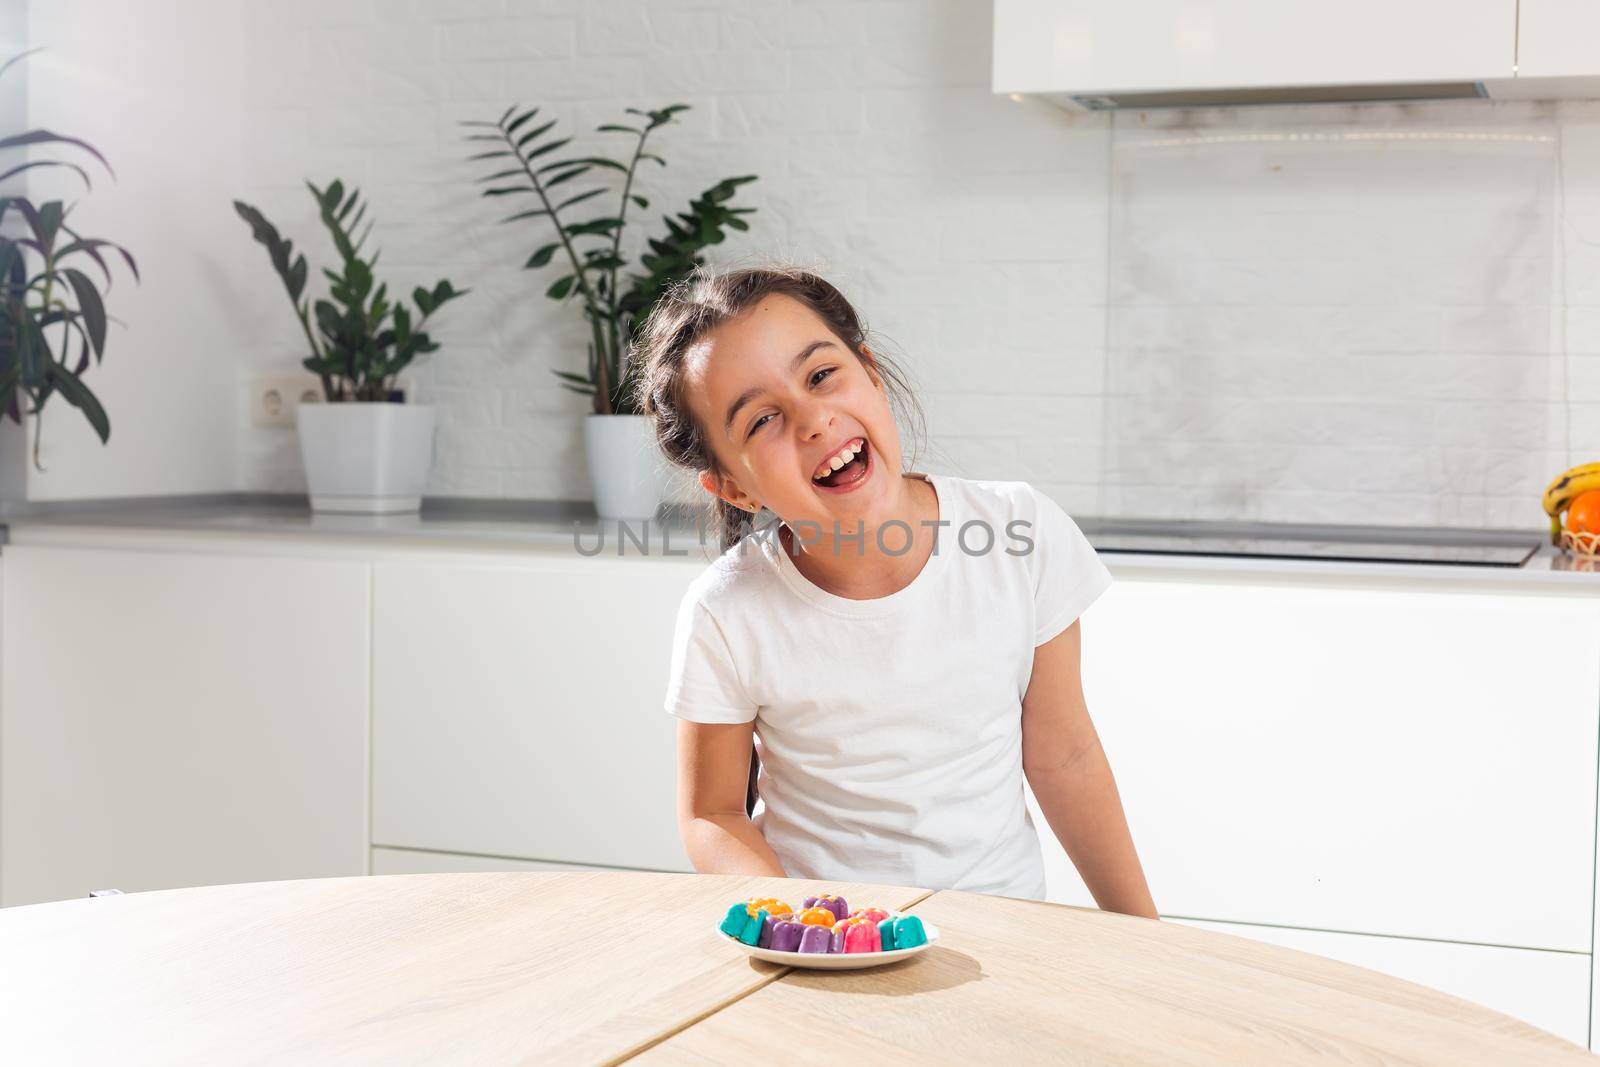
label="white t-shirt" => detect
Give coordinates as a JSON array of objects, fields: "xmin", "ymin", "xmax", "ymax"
[{"xmin": 662, "ymin": 471, "xmax": 1114, "ymax": 899}]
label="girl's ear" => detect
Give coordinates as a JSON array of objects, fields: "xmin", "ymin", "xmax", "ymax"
[
  {"xmin": 698, "ymin": 469, "xmax": 761, "ymax": 513},
  {"xmin": 859, "ymin": 343, "xmax": 883, "ymax": 389}
]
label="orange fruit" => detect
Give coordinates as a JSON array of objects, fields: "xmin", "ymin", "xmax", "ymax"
[{"xmin": 1568, "ymin": 490, "xmax": 1600, "ymax": 535}]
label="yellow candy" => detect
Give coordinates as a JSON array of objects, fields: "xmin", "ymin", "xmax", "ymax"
[{"xmin": 797, "ymin": 906, "xmax": 836, "ymax": 927}]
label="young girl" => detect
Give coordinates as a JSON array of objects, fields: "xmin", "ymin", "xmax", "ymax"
[{"xmin": 632, "ymin": 265, "xmax": 1158, "ymax": 918}]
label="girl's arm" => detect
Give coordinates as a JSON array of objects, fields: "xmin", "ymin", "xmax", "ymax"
[
  {"xmin": 677, "ymin": 719, "xmax": 788, "ymax": 876},
  {"xmin": 1022, "ymin": 619, "xmax": 1159, "ymax": 920}
]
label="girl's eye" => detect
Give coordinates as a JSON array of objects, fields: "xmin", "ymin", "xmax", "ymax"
[{"xmin": 746, "ymin": 368, "xmax": 835, "ymax": 438}]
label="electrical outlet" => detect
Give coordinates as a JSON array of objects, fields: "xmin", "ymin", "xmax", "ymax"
[
  {"xmin": 250, "ymin": 374, "xmax": 421, "ymax": 427},
  {"xmin": 250, "ymin": 374, "xmax": 323, "ymax": 428}
]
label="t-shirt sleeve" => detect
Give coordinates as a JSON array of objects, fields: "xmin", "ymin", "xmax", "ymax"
[
  {"xmin": 1022, "ymin": 484, "xmax": 1114, "ymax": 647},
  {"xmin": 664, "ymin": 592, "xmax": 758, "ymax": 724}
]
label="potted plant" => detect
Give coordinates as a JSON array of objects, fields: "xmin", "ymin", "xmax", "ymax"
[
  {"xmin": 0, "ymin": 49, "xmax": 139, "ymax": 472},
  {"xmin": 463, "ymin": 102, "xmax": 757, "ymax": 519},
  {"xmin": 234, "ymin": 180, "xmax": 466, "ymax": 513}
]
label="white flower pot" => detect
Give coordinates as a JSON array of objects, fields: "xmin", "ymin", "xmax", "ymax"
[
  {"xmin": 583, "ymin": 413, "xmax": 664, "ymax": 520},
  {"xmin": 296, "ymin": 402, "xmax": 437, "ymax": 514}
]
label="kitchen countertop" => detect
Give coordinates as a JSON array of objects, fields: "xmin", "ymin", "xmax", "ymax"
[{"xmin": 1, "ymin": 493, "xmax": 1596, "ymax": 588}]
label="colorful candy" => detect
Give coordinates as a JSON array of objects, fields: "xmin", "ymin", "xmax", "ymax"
[
  {"xmin": 770, "ymin": 920, "xmax": 805, "ymax": 953},
  {"xmin": 719, "ymin": 891, "xmax": 932, "ymax": 956},
  {"xmin": 890, "ymin": 914, "xmax": 928, "ymax": 949},
  {"xmin": 802, "ymin": 894, "xmax": 849, "ymax": 922},
  {"xmin": 718, "ymin": 902, "xmax": 769, "ymax": 945},
  {"xmin": 841, "ymin": 918, "xmax": 881, "ymax": 953},
  {"xmin": 796, "ymin": 924, "xmax": 832, "ymax": 953},
  {"xmin": 747, "ymin": 896, "xmax": 793, "ymax": 917}
]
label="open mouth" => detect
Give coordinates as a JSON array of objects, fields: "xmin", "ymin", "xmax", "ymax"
[{"xmin": 811, "ymin": 438, "xmax": 872, "ymax": 492}]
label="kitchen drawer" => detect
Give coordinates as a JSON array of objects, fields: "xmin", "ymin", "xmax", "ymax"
[
  {"xmin": 1030, "ymin": 578, "xmax": 1600, "ymax": 952},
  {"xmin": 371, "ymin": 557, "xmax": 702, "ymax": 873},
  {"xmin": 370, "ymin": 847, "xmax": 616, "ymax": 876},
  {"xmin": 1170, "ymin": 917, "xmax": 1591, "ymax": 1048}
]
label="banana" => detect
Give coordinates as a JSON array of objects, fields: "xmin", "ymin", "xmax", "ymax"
[{"xmin": 1542, "ymin": 463, "xmax": 1600, "ymax": 518}]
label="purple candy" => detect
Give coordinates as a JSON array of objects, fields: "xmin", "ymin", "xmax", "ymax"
[
  {"xmin": 758, "ymin": 916, "xmax": 777, "ymax": 949},
  {"xmin": 770, "ymin": 920, "xmax": 804, "ymax": 953},
  {"xmin": 796, "ymin": 925, "xmax": 832, "ymax": 954},
  {"xmin": 802, "ymin": 895, "xmax": 849, "ymax": 922},
  {"xmin": 829, "ymin": 925, "xmax": 846, "ymax": 953}
]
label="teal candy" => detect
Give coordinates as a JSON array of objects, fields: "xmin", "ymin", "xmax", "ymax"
[
  {"xmin": 739, "ymin": 907, "xmax": 769, "ymax": 945},
  {"xmin": 877, "ymin": 917, "xmax": 897, "ymax": 951},
  {"xmin": 891, "ymin": 914, "xmax": 927, "ymax": 949},
  {"xmin": 720, "ymin": 903, "xmax": 751, "ymax": 938}
]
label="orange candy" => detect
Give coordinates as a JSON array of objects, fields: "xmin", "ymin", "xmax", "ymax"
[
  {"xmin": 745, "ymin": 897, "xmax": 793, "ymax": 917},
  {"xmin": 1568, "ymin": 490, "xmax": 1600, "ymax": 535},
  {"xmin": 796, "ymin": 906, "xmax": 837, "ymax": 927}
]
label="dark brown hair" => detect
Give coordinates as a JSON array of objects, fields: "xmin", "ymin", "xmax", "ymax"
[{"xmin": 631, "ymin": 263, "xmax": 927, "ymax": 552}]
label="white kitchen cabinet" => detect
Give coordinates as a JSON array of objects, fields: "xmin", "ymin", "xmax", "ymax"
[
  {"xmin": 370, "ymin": 556, "xmax": 702, "ymax": 873},
  {"xmin": 0, "ymin": 544, "xmax": 370, "ymax": 907},
  {"xmin": 1029, "ymin": 577, "xmax": 1600, "ymax": 953},
  {"xmin": 1172, "ymin": 917, "xmax": 1591, "ymax": 1047},
  {"xmin": 1515, "ymin": 1, "xmax": 1600, "ymax": 78},
  {"xmin": 993, "ymin": 0, "xmax": 1515, "ymax": 97},
  {"xmin": 370, "ymin": 847, "xmax": 613, "ymax": 876}
]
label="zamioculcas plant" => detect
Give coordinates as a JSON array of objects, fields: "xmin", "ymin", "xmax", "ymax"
[
  {"xmin": 463, "ymin": 103, "xmax": 757, "ymax": 415},
  {"xmin": 0, "ymin": 49, "xmax": 140, "ymax": 471},
  {"xmin": 234, "ymin": 180, "xmax": 467, "ymax": 402}
]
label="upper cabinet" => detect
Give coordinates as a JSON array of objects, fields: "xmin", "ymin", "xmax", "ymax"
[
  {"xmin": 993, "ymin": 0, "xmax": 1600, "ymax": 107},
  {"xmin": 1516, "ymin": 0, "xmax": 1600, "ymax": 78}
]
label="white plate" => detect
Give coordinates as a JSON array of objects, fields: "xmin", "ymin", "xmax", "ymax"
[{"xmin": 716, "ymin": 918, "xmax": 941, "ymax": 969}]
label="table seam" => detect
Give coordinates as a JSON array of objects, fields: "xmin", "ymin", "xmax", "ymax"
[{"xmin": 606, "ymin": 888, "xmax": 941, "ymax": 1064}]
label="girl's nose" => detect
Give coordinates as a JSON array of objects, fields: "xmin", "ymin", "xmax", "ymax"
[{"xmin": 793, "ymin": 397, "xmax": 834, "ymax": 441}]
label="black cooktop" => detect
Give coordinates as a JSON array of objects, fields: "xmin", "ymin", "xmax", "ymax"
[{"xmin": 1076, "ymin": 520, "xmax": 1542, "ymax": 568}]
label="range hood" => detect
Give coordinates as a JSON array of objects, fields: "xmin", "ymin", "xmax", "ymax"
[
  {"xmin": 1068, "ymin": 81, "xmax": 1489, "ymax": 111},
  {"xmin": 994, "ymin": 0, "xmax": 1600, "ymax": 110}
]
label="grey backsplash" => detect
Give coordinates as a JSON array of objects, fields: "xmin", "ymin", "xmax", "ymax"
[{"xmin": 1100, "ymin": 99, "xmax": 1582, "ymax": 530}]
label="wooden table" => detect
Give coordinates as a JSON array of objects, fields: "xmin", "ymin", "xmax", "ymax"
[{"xmin": 0, "ymin": 871, "xmax": 1592, "ymax": 1065}]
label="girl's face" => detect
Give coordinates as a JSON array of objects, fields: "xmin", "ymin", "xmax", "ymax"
[{"xmin": 685, "ymin": 293, "xmax": 904, "ymax": 532}]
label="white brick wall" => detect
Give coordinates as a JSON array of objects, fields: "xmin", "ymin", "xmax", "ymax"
[
  {"xmin": 28, "ymin": 0, "xmax": 1600, "ymax": 529},
  {"xmin": 232, "ymin": 0, "xmax": 1114, "ymax": 512}
]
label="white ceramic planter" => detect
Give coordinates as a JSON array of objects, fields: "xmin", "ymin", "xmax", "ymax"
[
  {"xmin": 583, "ymin": 413, "xmax": 664, "ymax": 520},
  {"xmin": 296, "ymin": 402, "xmax": 437, "ymax": 514}
]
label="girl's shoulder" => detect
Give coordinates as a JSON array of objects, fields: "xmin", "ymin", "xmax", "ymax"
[
  {"xmin": 931, "ymin": 473, "xmax": 1097, "ymax": 563},
  {"xmin": 931, "ymin": 472, "xmax": 1066, "ymax": 527},
  {"xmin": 677, "ymin": 522, "xmax": 788, "ymax": 617}
]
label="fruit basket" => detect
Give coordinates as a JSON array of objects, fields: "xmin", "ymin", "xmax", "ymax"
[
  {"xmin": 1543, "ymin": 464, "xmax": 1600, "ymax": 556},
  {"xmin": 1560, "ymin": 529, "xmax": 1600, "ymax": 559}
]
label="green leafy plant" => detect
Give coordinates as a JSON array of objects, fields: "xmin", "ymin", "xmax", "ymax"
[
  {"xmin": 234, "ymin": 180, "xmax": 467, "ymax": 402},
  {"xmin": 0, "ymin": 49, "xmax": 140, "ymax": 471},
  {"xmin": 463, "ymin": 103, "xmax": 757, "ymax": 415}
]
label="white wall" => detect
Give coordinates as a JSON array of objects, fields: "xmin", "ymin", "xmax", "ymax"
[
  {"xmin": 228, "ymin": 0, "xmax": 1108, "ymax": 511},
  {"xmin": 0, "ymin": 0, "xmax": 26, "ymax": 501},
  {"xmin": 14, "ymin": 0, "xmax": 243, "ymax": 500},
  {"xmin": 14, "ymin": 1, "xmax": 1600, "ymax": 529}
]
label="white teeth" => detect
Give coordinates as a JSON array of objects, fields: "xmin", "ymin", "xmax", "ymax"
[{"xmin": 812, "ymin": 438, "xmax": 864, "ymax": 481}]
